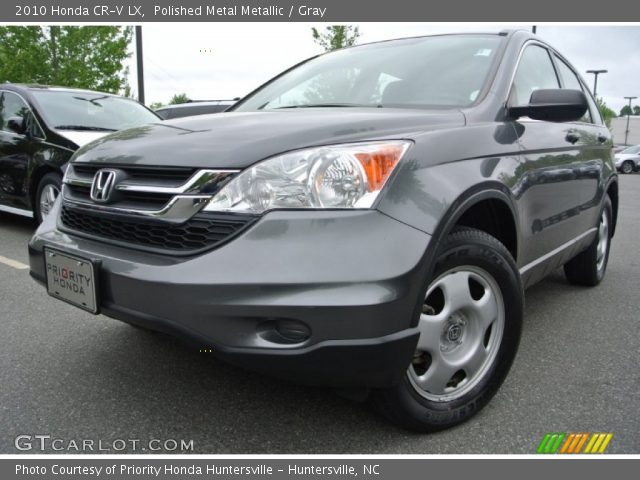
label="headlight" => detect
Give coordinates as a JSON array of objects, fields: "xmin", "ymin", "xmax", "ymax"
[{"xmin": 204, "ymin": 141, "xmax": 411, "ymax": 214}]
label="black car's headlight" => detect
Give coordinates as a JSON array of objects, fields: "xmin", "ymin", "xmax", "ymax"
[{"xmin": 203, "ymin": 141, "xmax": 411, "ymax": 214}]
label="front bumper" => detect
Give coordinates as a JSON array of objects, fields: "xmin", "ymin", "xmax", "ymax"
[{"xmin": 29, "ymin": 201, "xmax": 432, "ymax": 387}]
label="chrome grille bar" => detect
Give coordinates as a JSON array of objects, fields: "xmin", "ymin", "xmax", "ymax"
[{"xmin": 61, "ymin": 165, "xmax": 240, "ymax": 223}]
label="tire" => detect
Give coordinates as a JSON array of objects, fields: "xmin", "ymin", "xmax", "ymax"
[
  {"xmin": 34, "ymin": 172, "xmax": 62, "ymax": 224},
  {"xmin": 372, "ymin": 228, "xmax": 523, "ymax": 432},
  {"xmin": 621, "ymin": 161, "xmax": 634, "ymax": 174},
  {"xmin": 564, "ymin": 196, "xmax": 612, "ymax": 287}
]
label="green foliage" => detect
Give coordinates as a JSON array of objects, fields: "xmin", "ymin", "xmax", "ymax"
[
  {"xmin": 0, "ymin": 26, "xmax": 132, "ymax": 94},
  {"xmin": 311, "ymin": 25, "xmax": 360, "ymax": 52},
  {"xmin": 620, "ymin": 104, "xmax": 634, "ymax": 116},
  {"xmin": 169, "ymin": 93, "xmax": 190, "ymax": 105},
  {"xmin": 634, "ymin": 105, "xmax": 640, "ymax": 116},
  {"xmin": 596, "ymin": 97, "xmax": 616, "ymax": 129},
  {"xmin": 149, "ymin": 101, "xmax": 165, "ymax": 110}
]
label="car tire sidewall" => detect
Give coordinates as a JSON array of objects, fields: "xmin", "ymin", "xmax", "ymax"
[
  {"xmin": 34, "ymin": 172, "xmax": 62, "ymax": 224},
  {"xmin": 379, "ymin": 231, "xmax": 523, "ymax": 431},
  {"xmin": 621, "ymin": 161, "xmax": 634, "ymax": 174}
]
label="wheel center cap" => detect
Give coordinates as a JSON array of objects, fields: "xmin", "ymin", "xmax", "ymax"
[
  {"xmin": 440, "ymin": 312, "xmax": 466, "ymax": 352},
  {"xmin": 447, "ymin": 324, "xmax": 462, "ymax": 342}
]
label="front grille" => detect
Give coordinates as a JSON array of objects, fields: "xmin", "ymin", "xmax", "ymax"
[
  {"xmin": 72, "ymin": 164, "xmax": 196, "ymax": 186},
  {"xmin": 64, "ymin": 164, "xmax": 198, "ymax": 211},
  {"xmin": 62, "ymin": 164, "xmax": 236, "ymax": 216},
  {"xmin": 60, "ymin": 206, "xmax": 256, "ymax": 255}
]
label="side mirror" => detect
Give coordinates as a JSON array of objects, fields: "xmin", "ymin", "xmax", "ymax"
[
  {"xmin": 508, "ymin": 89, "xmax": 588, "ymax": 122},
  {"xmin": 7, "ymin": 116, "xmax": 27, "ymax": 135}
]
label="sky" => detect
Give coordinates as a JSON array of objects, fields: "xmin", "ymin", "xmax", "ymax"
[{"xmin": 127, "ymin": 24, "xmax": 640, "ymax": 113}]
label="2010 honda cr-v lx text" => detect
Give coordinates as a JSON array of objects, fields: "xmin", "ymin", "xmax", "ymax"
[{"xmin": 29, "ymin": 30, "xmax": 618, "ymax": 431}]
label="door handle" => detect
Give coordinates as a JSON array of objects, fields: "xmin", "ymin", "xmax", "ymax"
[
  {"xmin": 597, "ymin": 134, "xmax": 608, "ymax": 143},
  {"xmin": 565, "ymin": 132, "xmax": 580, "ymax": 144}
]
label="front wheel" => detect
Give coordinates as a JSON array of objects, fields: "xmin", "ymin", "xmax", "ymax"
[
  {"xmin": 34, "ymin": 172, "xmax": 62, "ymax": 224},
  {"xmin": 373, "ymin": 228, "xmax": 523, "ymax": 432},
  {"xmin": 621, "ymin": 161, "xmax": 635, "ymax": 174}
]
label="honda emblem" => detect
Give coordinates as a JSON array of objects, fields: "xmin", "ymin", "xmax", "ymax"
[{"xmin": 90, "ymin": 169, "xmax": 118, "ymax": 203}]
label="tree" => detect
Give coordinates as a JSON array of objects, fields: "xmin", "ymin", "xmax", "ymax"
[
  {"xmin": 0, "ymin": 26, "xmax": 132, "ymax": 94},
  {"xmin": 634, "ymin": 105, "xmax": 640, "ymax": 116},
  {"xmin": 169, "ymin": 93, "xmax": 190, "ymax": 105},
  {"xmin": 620, "ymin": 104, "xmax": 634, "ymax": 117},
  {"xmin": 311, "ymin": 25, "xmax": 360, "ymax": 52},
  {"xmin": 596, "ymin": 97, "xmax": 616, "ymax": 129},
  {"xmin": 149, "ymin": 101, "xmax": 165, "ymax": 110}
]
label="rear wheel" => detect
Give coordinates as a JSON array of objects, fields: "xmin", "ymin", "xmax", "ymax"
[
  {"xmin": 564, "ymin": 196, "xmax": 612, "ymax": 286},
  {"xmin": 621, "ymin": 161, "xmax": 634, "ymax": 174},
  {"xmin": 34, "ymin": 172, "xmax": 62, "ymax": 224},
  {"xmin": 373, "ymin": 228, "xmax": 523, "ymax": 432}
]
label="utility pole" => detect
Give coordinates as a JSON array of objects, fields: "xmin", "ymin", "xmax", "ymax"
[
  {"xmin": 586, "ymin": 69, "xmax": 607, "ymax": 98},
  {"xmin": 624, "ymin": 96, "xmax": 637, "ymax": 146},
  {"xmin": 135, "ymin": 26, "xmax": 145, "ymax": 105}
]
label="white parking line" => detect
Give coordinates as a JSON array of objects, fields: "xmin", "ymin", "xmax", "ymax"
[{"xmin": 0, "ymin": 255, "xmax": 29, "ymax": 270}]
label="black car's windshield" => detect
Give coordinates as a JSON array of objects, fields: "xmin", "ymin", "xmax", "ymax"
[
  {"xmin": 31, "ymin": 90, "xmax": 160, "ymax": 131},
  {"xmin": 235, "ymin": 35, "xmax": 503, "ymax": 111}
]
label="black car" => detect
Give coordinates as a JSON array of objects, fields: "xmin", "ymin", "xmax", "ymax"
[
  {"xmin": 29, "ymin": 31, "xmax": 617, "ymax": 431},
  {"xmin": 0, "ymin": 84, "xmax": 160, "ymax": 223},
  {"xmin": 155, "ymin": 100, "xmax": 237, "ymax": 120}
]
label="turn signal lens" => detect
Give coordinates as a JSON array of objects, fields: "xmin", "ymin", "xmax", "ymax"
[{"xmin": 355, "ymin": 144, "xmax": 407, "ymax": 191}]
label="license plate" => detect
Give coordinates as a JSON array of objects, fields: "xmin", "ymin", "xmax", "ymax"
[{"xmin": 45, "ymin": 248, "xmax": 98, "ymax": 314}]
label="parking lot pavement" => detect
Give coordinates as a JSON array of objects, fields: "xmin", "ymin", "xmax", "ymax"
[{"xmin": 1, "ymin": 175, "xmax": 639, "ymax": 454}]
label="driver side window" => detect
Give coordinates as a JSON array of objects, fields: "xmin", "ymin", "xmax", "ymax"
[{"xmin": 511, "ymin": 45, "xmax": 560, "ymax": 107}]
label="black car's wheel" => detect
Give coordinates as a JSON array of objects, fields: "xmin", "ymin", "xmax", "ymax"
[
  {"xmin": 373, "ymin": 228, "xmax": 523, "ymax": 432},
  {"xmin": 564, "ymin": 196, "xmax": 613, "ymax": 287},
  {"xmin": 34, "ymin": 172, "xmax": 62, "ymax": 224},
  {"xmin": 621, "ymin": 161, "xmax": 635, "ymax": 174}
]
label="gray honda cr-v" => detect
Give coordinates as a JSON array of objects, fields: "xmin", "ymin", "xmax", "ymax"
[{"xmin": 29, "ymin": 30, "xmax": 618, "ymax": 431}]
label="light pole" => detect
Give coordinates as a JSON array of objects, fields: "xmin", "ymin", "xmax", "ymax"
[
  {"xmin": 624, "ymin": 96, "xmax": 637, "ymax": 146},
  {"xmin": 586, "ymin": 69, "xmax": 607, "ymax": 98},
  {"xmin": 135, "ymin": 26, "xmax": 145, "ymax": 105}
]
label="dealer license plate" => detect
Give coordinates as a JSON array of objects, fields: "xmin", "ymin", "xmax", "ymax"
[{"xmin": 45, "ymin": 248, "xmax": 98, "ymax": 314}]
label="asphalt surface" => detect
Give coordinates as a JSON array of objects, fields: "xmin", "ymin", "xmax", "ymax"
[{"xmin": 0, "ymin": 176, "xmax": 639, "ymax": 454}]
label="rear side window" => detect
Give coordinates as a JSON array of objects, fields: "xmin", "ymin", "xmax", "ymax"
[
  {"xmin": 554, "ymin": 56, "xmax": 593, "ymax": 124},
  {"xmin": 511, "ymin": 45, "xmax": 559, "ymax": 106}
]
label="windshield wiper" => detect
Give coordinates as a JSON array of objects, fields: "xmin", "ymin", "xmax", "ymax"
[
  {"xmin": 269, "ymin": 103, "xmax": 383, "ymax": 109},
  {"xmin": 73, "ymin": 95, "xmax": 109, "ymax": 106},
  {"xmin": 54, "ymin": 125, "xmax": 117, "ymax": 132}
]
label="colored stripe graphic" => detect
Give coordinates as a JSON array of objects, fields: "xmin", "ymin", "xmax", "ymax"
[
  {"xmin": 538, "ymin": 433, "xmax": 612, "ymax": 454},
  {"xmin": 537, "ymin": 433, "xmax": 566, "ymax": 454}
]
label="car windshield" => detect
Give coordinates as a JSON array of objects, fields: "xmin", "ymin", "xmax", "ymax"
[
  {"xmin": 621, "ymin": 145, "xmax": 640, "ymax": 154},
  {"xmin": 31, "ymin": 90, "xmax": 159, "ymax": 131},
  {"xmin": 234, "ymin": 35, "xmax": 503, "ymax": 111}
]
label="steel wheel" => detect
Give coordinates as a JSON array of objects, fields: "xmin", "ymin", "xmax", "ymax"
[
  {"xmin": 621, "ymin": 161, "xmax": 634, "ymax": 174},
  {"xmin": 408, "ymin": 265, "xmax": 505, "ymax": 402},
  {"xmin": 38, "ymin": 183, "xmax": 60, "ymax": 219}
]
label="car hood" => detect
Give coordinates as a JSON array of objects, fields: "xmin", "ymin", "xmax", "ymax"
[
  {"xmin": 71, "ymin": 109, "xmax": 465, "ymax": 169},
  {"xmin": 54, "ymin": 130, "xmax": 111, "ymax": 148}
]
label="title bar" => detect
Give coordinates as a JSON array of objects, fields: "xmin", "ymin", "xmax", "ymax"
[{"xmin": 2, "ymin": 0, "xmax": 640, "ymax": 22}]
